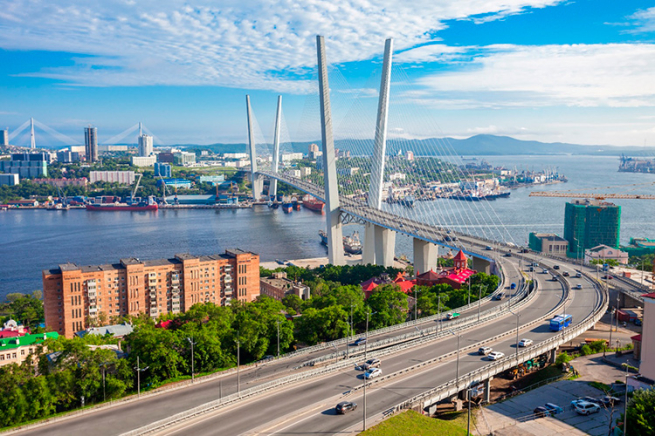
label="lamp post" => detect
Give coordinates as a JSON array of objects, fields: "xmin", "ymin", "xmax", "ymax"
[
  {"xmin": 478, "ymin": 285, "xmax": 486, "ymax": 321},
  {"xmin": 468, "ymin": 279, "xmax": 471, "ymax": 306},
  {"xmin": 186, "ymin": 336, "xmax": 196, "ymax": 383},
  {"xmin": 624, "ymin": 361, "xmax": 629, "ymax": 436},
  {"xmin": 134, "ymin": 356, "xmax": 149, "ymax": 397},
  {"xmin": 100, "ymin": 361, "xmax": 109, "ymax": 402},
  {"xmin": 414, "ymin": 285, "xmax": 418, "ymax": 321},
  {"xmin": 276, "ymin": 318, "xmax": 281, "ymax": 358},
  {"xmin": 438, "ymin": 294, "xmax": 442, "ymax": 332},
  {"xmin": 467, "ymin": 388, "xmax": 472, "ymax": 436},
  {"xmin": 235, "ymin": 338, "xmax": 241, "ymax": 397},
  {"xmin": 510, "ymin": 310, "xmax": 520, "ymax": 369},
  {"xmin": 363, "ymin": 309, "xmax": 376, "ymax": 432}
]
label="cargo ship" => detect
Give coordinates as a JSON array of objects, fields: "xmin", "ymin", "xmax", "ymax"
[
  {"xmin": 292, "ymin": 197, "xmax": 301, "ymax": 211},
  {"xmin": 282, "ymin": 197, "xmax": 293, "ymax": 213},
  {"xmin": 303, "ymin": 196, "xmax": 325, "ymax": 213},
  {"xmin": 86, "ymin": 197, "xmax": 159, "ymax": 211},
  {"xmin": 319, "ymin": 230, "xmax": 362, "ymax": 254},
  {"xmin": 449, "ymin": 189, "xmax": 510, "ymax": 202}
]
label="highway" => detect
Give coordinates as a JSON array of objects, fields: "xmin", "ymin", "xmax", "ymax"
[
  {"xmin": 145, "ymin": 262, "xmax": 600, "ymax": 436},
  {"xmin": 13, "ymin": 257, "xmax": 523, "ymax": 436}
]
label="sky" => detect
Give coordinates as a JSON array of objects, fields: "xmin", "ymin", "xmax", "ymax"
[{"xmin": 0, "ymin": 0, "xmax": 654, "ymax": 147}]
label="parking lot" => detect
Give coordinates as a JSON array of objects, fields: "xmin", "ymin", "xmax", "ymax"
[{"xmin": 477, "ymin": 379, "xmax": 621, "ymax": 436}]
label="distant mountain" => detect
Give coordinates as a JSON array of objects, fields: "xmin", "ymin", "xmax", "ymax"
[{"xmin": 179, "ymin": 135, "xmax": 655, "ymax": 157}]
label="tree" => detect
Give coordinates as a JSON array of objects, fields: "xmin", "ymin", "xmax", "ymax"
[
  {"xmin": 366, "ymin": 285, "xmax": 409, "ymax": 329},
  {"xmin": 281, "ymin": 294, "xmax": 304, "ymax": 314},
  {"xmin": 9, "ymin": 294, "xmax": 44, "ymax": 328},
  {"xmin": 621, "ymin": 387, "xmax": 655, "ymax": 435},
  {"xmin": 125, "ymin": 326, "xmax": 184, "ymax": 384},
  {"xmin": 296, "ymin": 306, "xmax": 349, "ymax": 345}
]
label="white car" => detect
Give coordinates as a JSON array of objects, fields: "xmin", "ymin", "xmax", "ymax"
[
  {"xmin": 478, "ymin": 346, "xmax": 493, "ymax": 355},
  {"xmin": 487, "ymin": 351, "xmax": 505, "ymax": 361},
  {"xmin": 574, "ymin": 401, "xmax": 601, "ymax": 415},
  {"xmin": 364, "ymin": 368, "xmax": 382, "ymax": 379},
  {"xmin": 518, "ymin": 338, "xmax": 533, "ymax": 347}
]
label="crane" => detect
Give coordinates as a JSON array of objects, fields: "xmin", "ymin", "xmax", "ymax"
[{"xmin": 529, "ymin": 181, "xmax": 655, "ymax": 200}]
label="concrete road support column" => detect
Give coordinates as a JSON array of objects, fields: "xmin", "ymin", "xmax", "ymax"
[
  {"xmin": 472, "ymin": 257, "xmax": 491, "ymax": 274},
  {"xmin": 363, "ymin": 222, "xmax": 376, "ymax": 265},
  {"xmin": 549, "ymin": 348, "xmax": 557, "ymax": 364},
  {"xmin": 270, "ymin": 95, "xmax": 282, "ymax": 198},
  {"xmin": 374, "ymin": 225, "xmax": 396, "ymax": 267},
  {"xmin": 316, "ymin": 36, "xmax": 345, "ymax": 266},
  {"xmin": 246, "ymin": 95, "xmax": 263, "ymax": 199},
  {"xmin": 413, "ymin": 238, "xmax": 437, "ymax": 274},
  {"xmin": 484, "ymin": 377, "xmax": 493, "ymax": 403}
]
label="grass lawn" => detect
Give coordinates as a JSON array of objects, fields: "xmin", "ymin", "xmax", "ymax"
[{"xmin": 358, "ymin": 410, "xmax": 470, "ymax": 436}]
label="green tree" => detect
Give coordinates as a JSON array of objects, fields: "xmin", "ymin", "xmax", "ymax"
[
  {"xmin": 9, "ymin": 294, "xmax": 44, "ymax": 328},
  {"xmin": 366, "ymin": 285, "xmax": 409, "ymax": 329},
  {"xmin": 125, "ymin": 326, "xmax": 184, "ymax": 384},
  {"xmin": 621, "ymin": 387, "xmax": 655, "ymax": 435},
  {"xmin": 296, "ymin": 306, "xmax": 349, "ymax": 345}
]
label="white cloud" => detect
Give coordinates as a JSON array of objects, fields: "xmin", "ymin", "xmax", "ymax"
[
  {"xmin": 627, "ymin": 7, "xmax": 655, "ymax": 33},
  {"xmin": 407, "ymin": 43, "xmax": 655, "ymax": 108},
  {"xmin": 0, "ymin": 0, "xmax": 564, "ymax": 90}
]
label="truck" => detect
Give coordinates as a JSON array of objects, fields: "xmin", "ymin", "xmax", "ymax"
[{"xmin": 446, "ymin": 313, "xmax": 460, "ymax": 320}]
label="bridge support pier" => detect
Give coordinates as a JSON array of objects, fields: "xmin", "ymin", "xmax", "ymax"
[
  {"xmin": 413, "ymin": 238, "xmax": 437, "ymax": 274},
  {"xmin": 374, "ymin": 225, "xmax": 396, "ymax": 268},
  {"xmin": 484, "ymin": 377, "xmax": 493, "ymax": 403},
  {"xmin": 549, "ymin": 348, "xmax": 557, "ymax": 364},
  {"xmin": 472, "ymin": 257, "xmax": 491, "ymax": 274},
  {"xmin": 363, "ymin": 223, "xmax": 376, "ymax": 265}
]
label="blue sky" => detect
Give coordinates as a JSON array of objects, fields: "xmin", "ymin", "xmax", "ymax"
[{"xmin": 0, "ymin": 0, "xmax": 654, "ymax": 147}]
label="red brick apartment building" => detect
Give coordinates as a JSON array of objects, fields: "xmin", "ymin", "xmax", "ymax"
[{"xmin": 43, "ymin": 249, "xmax": 260, "ymax": 338}]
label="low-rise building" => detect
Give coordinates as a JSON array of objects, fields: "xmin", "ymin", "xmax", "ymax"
[
  {"xmin": 529, "ymin": 233, "xmax": 569, "ymax": 255},
  {"xmin": 584, "ymin": 244, "xmax": 629, "ymax": 265},
  {"xmin": 90, "ymin": 171, "xmax": 136, "ymax": 185},
  {"xmin": 174, "ymin": 152, "xmax": 196, "ymax": 166},
  {"xmin": 0, "ymin": 320, "xmax": 29, "ymax": 339},
  {"xmin": 33, "ymin": 178, "xmax": 88, "ymax": 188},
  {"xmin": 131, "ymin": 156, "xmax": 157, "ymax": 167},
  {"xmin": 0, "ymin": 332, "xmax": 59, "ymax": 367},
  {"xmin": 260, "ymin": 272, "xmax": 310, "ymax": 301},
  {"xmin": 0, "ymin": 153, "xmax": 49, "ymax": 178},
  {"xmin": 389, "ymin": 172, "xmax": 406, "ymax": 182},
  {"xmin": 281, "ymin": 153, "xmax": 303, "ymax": 162},
  {"xmin": 158, "ymin": 178, "xmax": 192, "ymax": 189},
  {"xmin": 630, "ymin": 292, "xmax": 655, "ymax": 391},
  {"xmin": 43, "ymin": 249, "xmax": 260, "ymax": 338},
  {"xmin": 76, "ymin": 322, "xmax": 134, "ymax": 338},
  {"xmin": 299, "ymin": 167, "xmax": 312, "ymax": 177}
]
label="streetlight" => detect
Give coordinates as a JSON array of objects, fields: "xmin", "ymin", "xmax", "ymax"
[
  {"xmin": 186, "ymin": 336, "xmax": 196, "ymax": 383},
  {"xmin": 510, "ymin": 310, "xmax": 520, "ymax": 370},
  {"xmin": 276, "ymin": 318, "xmax": 281, "ymax": 358},
  {"xmin": 468, "ymin": 279, "xmax": 471, "ymax": 306},
  {"xmin": 235, "ymin": 338, "xmax": 241, "ymax": 397},
  {"xmin": 478, "ymin": 285, "xmax": 486, "ymax": 322},
  {"xmin": 100, "ymin": 361, "xmax": 110, "ymax": 402},
  {"xmin": 363, "ymin": 309, "xmax": 376, "ymax": 432},
  {"xmin": 623, "ymin": 360, "xmax": 630, "ymax": 436},
  {"xmin": 449, "ymin": 330, "xmax": 461, "ymax": 390},
  {"xmin": 134, "ymin": 356, "xmax": 149, "ymax": 397}
]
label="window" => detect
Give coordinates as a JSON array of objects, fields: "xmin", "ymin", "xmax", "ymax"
[{"xmin": 21, "ymin": 350, "xmax": 25, "ymax": 356}]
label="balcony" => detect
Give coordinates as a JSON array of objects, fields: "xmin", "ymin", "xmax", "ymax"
[
  {"xmin": 149, "ymin": 308, "xmax": 158, "ymax": 317},
  {"xmin": 223, "ymin": 275, "xmax": 232, "ymax": 283},
  {"xmin": 89, "ymin": 306, "xmax": 98, "ymax": 316}
]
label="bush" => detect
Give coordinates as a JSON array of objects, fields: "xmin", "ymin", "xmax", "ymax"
[
  {"xmin": 556, "ymin": 351, "xmax": 573, "ymax": 366},
  {"xmin": 580, "ymin": 345, "xmax": 593, "ymax": 356}
]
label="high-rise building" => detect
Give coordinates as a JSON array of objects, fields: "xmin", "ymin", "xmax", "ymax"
[
  {"xmin": 154, "ymin": 162, "xmax": 172, "ymax": 177},
  {"xmin": 138, "ymin": 134, "xmax": 154, "ymax": 157},
  {"xmin": 1, "ymin": 129, "xmax": 8, "ymax": 146},
  {"xmin": 43, "ymin": 249, "xmax": 260, "ymax": 338},
  {"xmin": 0, "ymin": 153, "xmax": 49, "ymax": 178},
  {"xmin": 564, "ymin": 199, "xmax": 621, "ymax": 258},
  {"xmin": 308, "ymin": 143, "xmax": 319, "ymax": 153},
  {"xmin": 84, "ymin": 126, "xmax": 98, "ymax": 162}
]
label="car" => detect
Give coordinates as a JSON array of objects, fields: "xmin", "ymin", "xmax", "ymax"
[
  {"xmin": 542, "ymin": 269, "xmax": 549, "ymax": 274},
  {"xmin": 575, "ymin": 284, "xmax": 583, "ymax": 289},
  {"xmin": 362, "ymin": 358, "xmax": 381, "ymax": 370},
  {"xmin": 575, "ymin": 272, "xmax": 582, "ymax": 278},
  {"xmin": 553, "ymin": 265, "xmax": 560, "ymax": 270},
  {"xmin": 544, "ymin": 403, "xmax": 563, "ymax": 415},
  {"xmin": 518, "ymin": 338, "xmax": 533, "ymax": 347},
  {"xmin": 599, "ymin": 396, "xmax": 621, "ymax": 407},
  {"xmin": 487, "ymin": 351, "xmax": 505, "ymax": 361},
  {"xmin": 446, "ymin": 312, "xmax": 460, "ymax": 320},
  {"xmin": 478, "ymin": 346, "xmax": 493, "ymax": 355},
  {"xmin": 528, "ymin": 266, "xmax": 534, "ymax": 272},
  {"xmin": 364, "ymin": 368, "xmax": 382, "ymax": 379},
  {"xmin": 353, "ymin": 337, "xmax": 367, "ymax": 346},
  {"xmin": 493, "ymin": 292, "xmax": 505, "ymax": 301},
  {"xmin": 335, "ymin": 401, "xmax": 357, "ymax": 414},
  {"xmin": 562, "ymin": 271, "xmax": 570, "ymax": 277},
  {"xmin": 574, "ymin": 401, "xmax": 601, "ymax": 415},
  {"xmin": 504, "ymin": 252, "xmax": 513, "ymax": 257},
  {"xmin": 533, "ymin": 406, "xmax": 551, "ymax": 418},
  {"xmin": 520, "ymin": 248, "xmax": 529, "ymax": 253},
  {"xmin": 581, "ymin": 396, "xmax": 601, "ymax": 405},
  {"xmin": 602, "ymin": 275, "xmax": 613, "ymax": 280},
  {"xmin": 485, "ymin": 246, "xmax": 493, "ymax": 250}
]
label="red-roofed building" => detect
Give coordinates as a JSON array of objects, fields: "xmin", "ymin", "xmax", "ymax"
[
  {"xmin": 0, "ymin": 320, "xmax": 29, "ymax": 339},
  {"xmin": 416, "ymin": 250, "xmax": 475, "ymax": 289}
]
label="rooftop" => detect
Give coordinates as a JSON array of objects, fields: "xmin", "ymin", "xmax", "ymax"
[
  {"xmin": 76, "ymin": 322, "xmax": 134, "ymax": 338},
  {"xmin": 0, "ymin": 332, "xmax": 58, "ymax": 350}
]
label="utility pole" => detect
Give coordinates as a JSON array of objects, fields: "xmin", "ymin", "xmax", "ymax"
[
  {"xmin": 624, "ymin": 361, "xmax": 629, "ymax": 436},
  {"xmin": 186, "ymin": 337, "xmax": 196, "ymax": 383},
  {"xmin": 414, "ymin": 285, "xmax": 418, "ymax": 321},
  {"xmin": 276, "ymin": 319, "xmax": 281, "ymax": 358},
  {"xmin": 236, "ymin": 338, "xmax": 241, "ymax": 397},
  {"xmin": 363, "ymin": 309, "xmax": 376, "ymax": 432},
  {"xmin": 467, "ymin": 388, "xmax": 472, "ymax": 436},
  {"xmin": 134, "ymin": 357, "xmax": 149, "ymax": 397},
  {"xmin": 478, "ymin": 285, "xmax": 485, "ymax": 321},
  {"xmin": 468, "ymin": 279, "xmax": 471, "ymax": 306}
]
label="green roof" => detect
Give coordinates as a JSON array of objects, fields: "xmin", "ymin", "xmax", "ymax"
[{"xmin": 0, "ymin": 332, "xmax": 58, "ymax": 350}]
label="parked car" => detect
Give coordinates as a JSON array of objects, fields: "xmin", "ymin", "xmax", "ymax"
[
  {"xmin": 518, "ymin": 338, "xmax": 533, "ymax": 347},
  {"xmin": 575, "ymin": 284, "xmax": 583, "ymax": 289},
  {"xmin": 599, "ymin": 396, "xmax": 621, "ymax": 407},
  {"xmin": 574, "ymin": 401, "xmax": 601, "ymax": 415},
  {"xmin": 362, "ymin": 358, "xmax": 381, "ymax": 370},
  {"xmin": 353, "ymin": 337, "xmax": 367, "ymax": 346},
  {"xmin": 544, "ymin": 403, "xmax": 563, "ymax": 415},
  {"xmin": 533, "ymin": 406, "xmax": 551, "ymax": 418},
  {"xmin": 487, "ymin": 351, "xmax": 505, "ymax": 361},
  {"xmin": 364, "ymin": 368, "xmax": 382, "ymax": 379},
  {"xmin": 335, "ymin": 401, "xmax": 357, "ymax": 414},
  {"xmin": 478, "ymin": 346, "xmax": 493, "ymax": 355}
]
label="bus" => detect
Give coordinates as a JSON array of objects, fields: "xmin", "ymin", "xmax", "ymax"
[{"xmin": 550, "ymin": 314, "xmax": 573, "ymax": 331}]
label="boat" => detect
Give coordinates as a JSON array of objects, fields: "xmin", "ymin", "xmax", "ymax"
[
  {"xmin": 303, "ymin": 196, "xmax": 325, "ymax": 213},
  {"xmin": 399, "ymin": 195, "xmax": 414, "ymax": 207},
  {"xmin": 449, "ymin": 189, "xmax": 510, "ymax": 201},
  {"xmin": 272, "ymin": 202, "xmax": 279, "ymax": 209},
  {"xmin": 318, "ymin": 229, "xmax": 362, "ymax": 254},
  {"xmin": 86, "ymin": 196, "xmax": 159, "ymax": 211},
  {"xmin": 282, "ymin": 197, "xmax": 293, "ymax": 213},
  {"xmin": 292, "ymin": 197, "xmax": 301, "ymax": 211},
  {"xmin": 46, "ymin": 204, "xmax": 70, "ymax": 211},
  {"xmin": 343, "ymin": 231, "xmax": 362, "ymax": 254}
]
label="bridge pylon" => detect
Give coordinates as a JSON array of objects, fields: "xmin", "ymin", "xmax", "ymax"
[
  {"xmin": 246, "ymin": 95, "xmax": 264, "ymax": 199},
  {"xmin": 316, "ymin": 36, "xmax": 345, "ymax": 266},
  {"xmin": 270, "ymin": 95, "xmax": 282, "ymax": 198}
]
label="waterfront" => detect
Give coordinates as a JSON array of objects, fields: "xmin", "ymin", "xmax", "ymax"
[{"xmin": 1, "ymin": 155, "xmax": 654, "ymax": 298}]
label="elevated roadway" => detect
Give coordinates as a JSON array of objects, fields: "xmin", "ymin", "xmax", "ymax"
[{"xmin": 148, "ymin": 263, "xmax": 600, "ymax": 436}]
